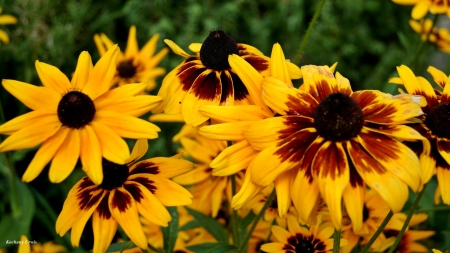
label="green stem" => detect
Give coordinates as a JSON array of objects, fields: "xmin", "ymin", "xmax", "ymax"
[
  {"xmin": 386, "ymin": 183, "xmax": 428, "ymax": 253},
  {"xmin": 415, "ymin": 205, "xmax": 450, "ymax": 213},
  {"xmin": 231, "ymin": 174, "xmax": 241, "ymax": 246},
  {"xmin": 333, "ymin": 229, "xmax": 341, "ymax": 253},
  {"xmin": 359, "ymin": 210, "xmax": 393, "ymax": 253},
  {"xmin": 293, "ymin": 0, "xmax": 327, "ymax": 64},
  {"xmin": 409, "ymin": 14, "xmax": 439, "ymax": 72},
  {"xmin": 238, "ymin": 189, "xmax": 276, "ymax": 253}
]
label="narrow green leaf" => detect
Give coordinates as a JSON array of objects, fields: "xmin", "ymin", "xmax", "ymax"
[
  {"xmin": 239, "ymin": 211, "xmax": 256, "ymax": 230},
  {"xmin": 162, "ymin": 206, "xmax": 179, "ymax": 253},
  {"xmin": 0, "ymin": 215, "xmax": 21, "ymax": 248},
  {"xmin": 106, "ymin": 241, "xmax": 135, "ymax": 252},
  {"xmin": 15, "ymin": 178, "xmax": 35, "ymax": 235},
  {"xmin": 186, "ymin": 242, "xmax": 237, "ymax": 253},
  {"xmin": 180, "ymin": 220, "xmax": 200, "ymax": 230},
  {"xmin": 185, "ymin": 207, "xmax": 229, "ymax": 242},
  {"xmin": 397, "ymin": 31, "xmax": 411, "ymax": 52}
]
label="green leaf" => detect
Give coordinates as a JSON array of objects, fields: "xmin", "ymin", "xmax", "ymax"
[
  {"xmin": 180, "ymin": 220, "xmax": 200, "ymax": 230},
  {"xmin": 162, "ymin": 206, "xmax": 179, "ymax": 253},
  {"xmin": 106, "ymin": 241, "xmax": 136, "ymax": 252},
  {"xmin": 0, "ymin": 215, "xmax": 21, "ymax": 248},
  {"xmin": 239, "ymin": 211, "xmax": 256, "ymax": 230},
  {"xmin": 186, "ymin": 242, "xmax": 238, "ymax": 253},
  {"xmin": 185, "ymin": 207, "xmax": 229, "ymax": 242}
]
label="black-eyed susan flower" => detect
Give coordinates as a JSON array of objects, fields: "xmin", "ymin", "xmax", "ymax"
[
  {"xmin": 234, "ymin": 63, "xmax": 425, "ymax": 230},
  {"xmin": 55, "ymin": 139, "xmax": 193, "ymax": 253},
  {"xmin": 409, "ymin": 18, "xmax": 450, "ymax": 53},
  {"xmin": 260, "ymin": 216, "xmax": 343, "ymax": 253},
  {"xmin": 391, "ymin": 65, "xmax": 450, "ymax": 204},
  {"xmin": 0, "ymin": 7, "xmax": 17, "ymax": 44},
  {"xmin": 152, "ymin": 29, "xmax": 294, "ymax": 126},
  {"xmin": 94, "ymin": 25, "xmax": 169, "ymax": 91},
  {"xmin": 392, "ymin": 0, "xmax": 450, "ymax": 19},
  {"xmin": 0, "ymin": 46, "xmax": 162, "ymax": 184},
  {"xmin": 18, "ymin": 235, "xmax": 65, "ymax": 253}
]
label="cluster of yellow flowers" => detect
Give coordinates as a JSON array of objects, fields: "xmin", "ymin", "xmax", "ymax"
[{"xmin": 1, "ymin": 2, "xmax": 450, "ymax": 253}]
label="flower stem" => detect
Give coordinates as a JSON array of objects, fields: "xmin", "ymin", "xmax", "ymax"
[
  {"xmin": 415, "ymin": 205, "xmax": 450, "ymax": 213},
  {"xmin": 238, "ymin": 188, "xmax": 276, "ymax": 253},
  {"xmin": 333, "ymin": 229, "xmax": 341, "ymax": 253},
  {"xmin": 231, "ymin": 174, "xmax": 241, "ymax": 246},
  {"xmin": 386, "ymin": 183, "xmax": 428, "ymax": 253},
  {"xmin": 293, "ymin": 0, "xmax": 327, "ymax": 64},
  {"xmin": 359, "ymin": 210, "xmax": 393, "ymax": 253},
  {"xmin": 409, "ymin": 14, "xmax": 439, "ymax": 72}
]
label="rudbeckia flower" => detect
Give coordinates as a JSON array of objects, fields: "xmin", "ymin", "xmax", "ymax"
[
  {"xmin": 0, "ymin": 45, "xmax": 162, "ymax": 184},
  {"xmin": 391, "ymin": 65, "xmax": 450, "ymax": 204},
  {"xmin": 152, "ymin": 29, "xmax": 300, "ymax": 126},
  {"xmin": 260, "ymin": 216, "xmax": 344, "ymax": 253},
  {"xmin": 233, "ymin": 63, "xmax": 425, "ymax": 230},
  {"xmin": 409, "ymin": 18, "xmax": 450, "ymax": 53},
  {"xmin": 55, "ymin": 139, "xmax": 193, "ymax": 253},
  {"xmin": 0, "ymin": 7, "xmax": 17, "ymax": 44},
  {"xmin": 392, "ymin": 0, "xmax": 450, "ymax": 20},
  {"xmin": 94, "ymin": 25, "xmax": 169, "ymax": 91}
]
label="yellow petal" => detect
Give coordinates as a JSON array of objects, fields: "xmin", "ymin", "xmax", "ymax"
[
  {"xmin": 133, "ymin": 157, "xmax": 193, "ymax": 178},
  {"xmin": 139, "ymin": 33, "xmax": 160, "ymax": 59},
  {"xmin": 71, "ymin": 51, "xmax": 93, "ymax": 91},
  {"xmin": 49, "ymin": 129, "xmax": 80, "ymax": 183},
  {"xmin": 211, "ymin": 140, "xmax": 258, "ymax": 176},
  {"xmin": 427, "ymin": 65, "xmax": 447, "ymax": 88},
  {"xmin": 35, "ymin": 61, "xmax": 71, "ymax": 94},
  {"xmin": 2, "ymin": 79, "xmax": 60, "ymax": 111},
  {"xmin": 90, "ymin": 121, "xmax": 130, "ymax": 164},
  {"xmin": 79, "ymin": 125, "xmax": 103, "ymax": 185},
  {"xmin": 93, "ymin": 34, "xmax": 107, "ymax": 56},
  {"xmin": 125, "ymin": 25, "xmax": 138, "ymax": 59},
  {"xmin": 274, "ymin": 169, "xmax": 295, "ymax": 217},
  {"xmin": 244, "ymin": 117, "xmax": 287, "ymax": 150},
  {"xmin": 0, "ymin": 110, "xmax": 54, "ymax": 135},
  {"xmin": 148, "ymin": 176, "xmax": 193, "ymax": 206},
  {"xmin": 232, "ymin": 170, "xmax": 264, "ymax": 209},
  {"xmin": 198, "ymin": 121, "xmax": 253, "ymax": 141},
  {"xmin": 199, "ymin": 104, "xmax": 273, "ymax": 123},
  {"xmin": 128, "ymin": 139, "xmax": 149, "ymax": 164},
  {"xmin": 270, "ymin": 43, "xmax": 292, "ymax": 86},
  {"xmin": 18, "ymin": 235, "xmax": 30, "ymax": 253},
  {"xmin": 164, "ymin": 39, "xmax": 190, "ymax": 58},
  {"xmin": 0, "ymin": 29, "xmax": 9, "ymax": 43},
  {"xmin": 92, "ymin": 211, "xmax": 118, "ymax": 253},
  {"xmin": 343, "ymin": 183, "xmax": 365, "ymax": 233},
  {"xmin": 22, "ymin": 127, "xmax": 69, "ymax": 182},
  {"xmin": 149, "ymin": 113, "xmax": 184, "ymax": 122},
  {"xmin": 291, "ymin": 168, "xmax": 320, "ymax": 224},
  {"xmin": 0, "ymin": 14, "xmax": 17, "ymax": 24},
  {"xmin": 412, "ymin": 0, "xmax": 431, "ymax": 19},
  {"xmin": 96, "ymin": 95, "xmax": 162, "ymax": 117},
  {"xmin": 189, "ymin": 43, "xmax": 202, "ymax": 53}
]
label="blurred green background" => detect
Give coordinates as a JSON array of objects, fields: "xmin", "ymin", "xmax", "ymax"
[{"xmin": 0, "ymin": 0, "xmax": 449, "ymax": 252}]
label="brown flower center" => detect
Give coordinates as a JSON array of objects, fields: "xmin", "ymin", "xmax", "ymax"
[
  {"xmin": 117, "ymin": 60, "xmax": 136, "ymax": 78},
  {"xmin": 425, "ymin": 102, "xmax": 450, "ymax": 139},
  {"xmin": 314, "ymin": 93, "xmax": 364, "ymax": 141},
  {"xmin": 57, "ymin": 91, "xmax": 96, "ymax": 129},
  {"xmin": 200, "ymin": 29, "xmax": 239, "ymax": 71},
  {"xmin": 99, "ymin": 159, "xmax": 129, "ymax": 190}
]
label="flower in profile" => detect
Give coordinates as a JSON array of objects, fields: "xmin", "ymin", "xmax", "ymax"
[
  {"xmin": 152, "ymin": 28, "xmax": 289, "ymax": 126},
  {"xmin": 94, "ymin": 25, "xmax": 169, "ymax": 91},
  {"xmin": 236, "ymin": 63, "xmax": 425, "ymax": 231},
  {"xmin": 55, "ymin": 139, "xmax": 193, "ymax": 253},
  {"xmin": 0, "ymin": 7, "xmax": 17, "ymax": 44},
  {"xmin": 0, "ymin": 46, "xmax": 162, "ymax": 184},
  {"xmin": 409, "ymin": 18, "xmax": 450, "ymax": 53},
  {"xmin": 392, "ymin": 0, "xmax": 450, "ymax": 19},
  {"xmin": 260, "ymin": 216, "xmax": 343, "ymax": 252},
  {"xmin": 18, "ymin": 235, "xmax": 65, "ymax": 253},
  {"xmin": 391, "ymin": 65, "xmax": 450, "ymax": 204}
]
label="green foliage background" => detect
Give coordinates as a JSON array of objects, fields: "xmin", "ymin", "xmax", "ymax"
[{"xmin": 0, "ymin": 0, "xmax": 449, "ymax": 252}]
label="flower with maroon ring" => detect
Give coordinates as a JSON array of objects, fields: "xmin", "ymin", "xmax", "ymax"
[
  {"xmin": 55, "ymin": 139, "xmax": 193, "ymax": 253},
  {"xmin": 0, "ymin": 45, "xmax": 162, "ymax": 184},
  {"xmin": 152, "ymin": 29, "xmax": 300, "ymax": 126},
  {"xmin": 234, "ymin": 64, "xmax": 425, "ymax": 231},
  {"xmin": 391, "ymin": 65, "xmax": 450, "ymax": 205}
]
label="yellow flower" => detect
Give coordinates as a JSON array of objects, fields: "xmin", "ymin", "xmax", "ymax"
[
  {"xmin": 0, "ymin": 45, "xmax": 162, "ymax": 185},
  {"xmin": 0, "ymin": 7, "xmax": 17, "ymax": 44},
  {"xmin": 94, "ymin": 25, "xmax": 169, "ymax": 91},
  {"xmin": 409, "ymin": 18, "xmax": 450, "ymax": 53},
  {"xmin": 392, "ymin": 0, "xmax": 450, "ymax": 20},
  {"xmin": 55, "ymin": 139, "xmax": 193, "ymax": 253}
]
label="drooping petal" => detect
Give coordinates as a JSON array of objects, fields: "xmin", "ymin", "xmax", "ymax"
[
  {"xmin": 71, "ymin": 52, "xmax": 93, "ymax": 90},
  {"xmin": 0, "ymin": 114, "xmax": 61, "ymax": 152},
  {"xmin": 83, "ymin": 45, "xmax": 120, "ymax": 100},
  {"xmin": 79, "ymin": 125, "xmax": 103, "ymax": 185},
  {"xmin": 396, "ymin": 65, "xmax": 438, "ymax": 109},
  {"xmin": 211, "ymin": 140, "xmax": 258, "ymax": 176},
  {"xmin": 164, "ymin": 39, "xmax": 191, "ymax": 58},
  {"xmin": 335, "ymin": 71, "xmax": 352, "ymax": 95},
  {"xmin": 2, "ymin": 79, "xmax": 60, "ymax": 111},
  {"xmin": 35, "ymin": 61, "xmax": 71, "ymax": 94},
  {"xmin": 90, "ymin": 121, "xmax": 130, "ymax": 164},
  {"xmin": 49, "ymin": 129, "xmax": 80, "ymax": 183},
  {"xmin": 94, "ymin": 110, "xmax": 160, "ymax": 139},
  {"xmin": 274, "ymin": 169, "xmax": 295, "ymax": 217},
  {"xmin": 270, "ymin": 43, "xmax": 292, "ymax": 86},
  {"xmin": 232, "ymin": 170, "xmax": 264, "ymax": 209},
  {"xmin": 92, "ymin": 210, "xmax": 118, "ymax": 253},
  {"xmin": 109, "ymin": 188, "xmax": 148, "ymax": 249}
]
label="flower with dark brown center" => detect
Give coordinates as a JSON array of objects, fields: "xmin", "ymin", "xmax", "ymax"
[
  {"xmin": 57, "ymin": 91, "xmax": 96, "ymax": 129},
  {"xmin": 425, "ymin": 102, "xmax": 450, "ymax": 139},
  {"xmin": 117, "ymin": 60, "xmax": 136, "ymax": 78},
  {"xmin": 99, "ymin": 159, "xmax": 130, "ymax": 190},
  {"xmin": 200, "ymin": 29, "xmax": 240, "ymax": 71}
]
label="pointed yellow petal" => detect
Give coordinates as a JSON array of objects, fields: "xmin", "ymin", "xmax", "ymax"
[
  {"xmin": 148, "ymin": 176, "xmax": 193, "ymax": 206},
  {"xmin": 211, "ymin": 140, "xmax": 258, "ymax": 176},
  {"xmin": 164, "ymin": 39, "xmax": 190, "ymax": 57},
  {"xmin": 427, "ymin": 66, "xmax": 447, "ymax": 88},
  {"xmin": 198, "ymin": 121, "xmax": 253, "ymax": 141},
  {"xmin": 84, "ymin": 45, "xmax": 120, "ymax": 99},
  {"xmin": 18, "ymin": 235, "xmax": 30, "ymax": 253},
  {"xmin": 79, "ymin": 125, "xmax": 103, "ymax": 185},
  {"xmin": 199, "ymin": 105, "xmax": 273, "ymax": 123},
  {"xmin": 0, "ymin": 29, "xmax": 9, "ymax": 43},
  {"xmin": 244, "ymin": 117, "xmax": 289, "ymax": 150},
  {"xmin": 0, "ymin": 110, "xmax": 54, "ymax": 135},
  {"xmin": 149, "ymin": 113, "xmax": 184, "ymax": 122},
  {"xmin": 92, "ymin": 211, "xmax": 118, "ymax": 253},
  {"xmin": 188, "ymin": 43, "xmax": 202, "ymax": 53},
  {"xmin": 90, "ymin": 121, "xmax": 130, "ymax": 164},
  {"xmin": 2, "ymin": 79, "xmax": 60, "ymax": 111},
  {"xmin": 343, "ymin": 183, "xmax": 365, "ymax": 233},
  {"xmin": 49, "ymin": 129, "xmax": 80, "ymax": 183},
  {"xmin": 71, "ymin": 51, "xmax": 93, "ymax": 91},
  {"xmin": 274, "ymin": 169, "xmax": 295, "ymax": 217},
  {"xmin": 291, "ymin": 168, "xmax": 320, "ymax": 224},
  {"xmin": 396, "ymin": 65, "xmax": 438, "ymax": 109},
  {"xmin": 0, "ymin": 14, "xmax": 17, "ymax": 24},
  {"xmin": 125, "ymin": 26, "xmax": 138, "ymax": 59},
  {"xmin": 270, "ymin": 43, "xmax": 292, "ymax": 86},
  {"xmin": 22, "ymin": 127, "xmax": 69, "ymax": 182},
  {"xmin": 128, "ymin": 139, "xmax": 148, "ymax": 164},
  {"xmin": 232, "ymin": 170, "xmax": 264, "ymax": 209},
  {"xmin": 133, "ymin": 157, "xmax": 193, "ymax": 178},
  {"xmin": 139, "ymin": 33, "xmax": 160, "ymax": 59},
  {"xmin": 412, "ymin": 0, "xmax": 431, "ymax": 19},
  {"xmin": 94, "ymin": 34, "xmax": 107, "ymax": 56},
  {"xmin": 35, "ymin": 61, "xmax": 71, "ymax": 94},
  {"xmin": 172, "ymin": 165, "xmax": 211, "ymax": 185}
]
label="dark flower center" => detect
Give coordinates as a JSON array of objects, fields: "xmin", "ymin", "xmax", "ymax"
[
  {"xmin": 363, "ymin": 205, "xmax": 370, "ymax": 222},
  {"xmin": 99, "ymin": 159, "xmax": 129, "ymax": 190},
  {"xmin": 286, "ymin": 234, "xmax": 326, "ymax": 253},
  {"xmin": 57, "ymin": 91, "xmax": 96, "ymax": 129},
  {"xmin": 117, "ymin": 60, "xmax": 136, "ymax": 78},
  {"xmin": 425, "ymin": 102, "xmax": 450, "ymax": 139},
  {"xmin": 314, "ymin": 93, "xmax": 364, "ymax": 141},
  {"xmin": 200, "ymin": 29, "xmax": 239, "ymax": 71},
  {"xmin": 269, "ymin": 195, "xmax": 278, "ymax": 209}
]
